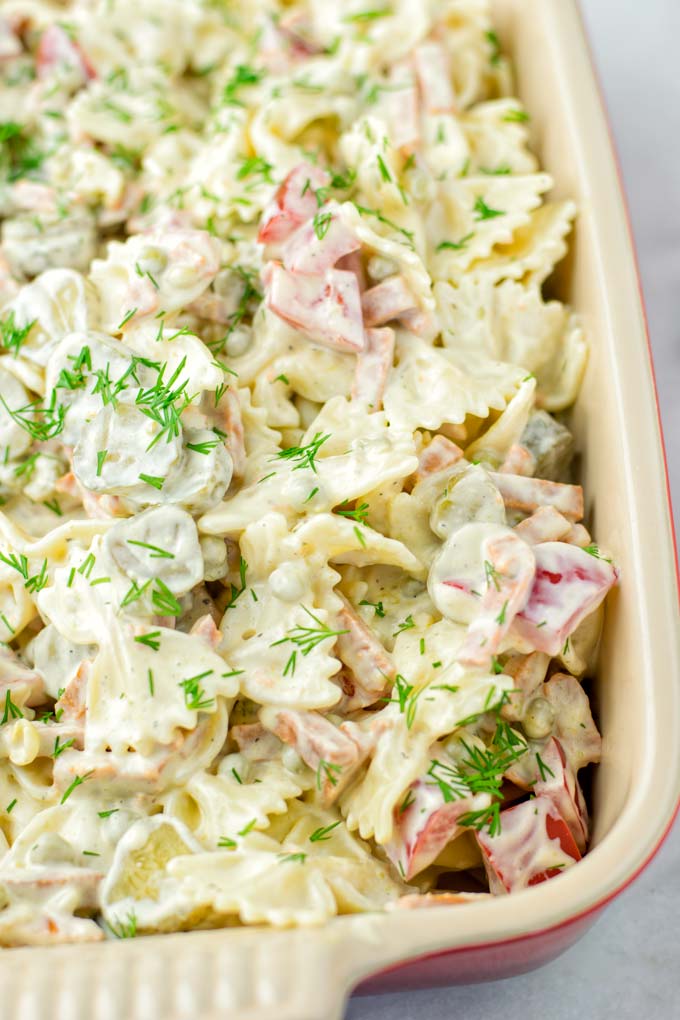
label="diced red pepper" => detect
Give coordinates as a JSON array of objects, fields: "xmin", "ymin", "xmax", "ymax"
[
  {"xmin": 512, "ymin": 542, "xmax": 618, "ymax": 655},
  {"xmin": 265, "ymin": 263, "xmax": 365, "ymax": 352},
  {"xmin": 258, "ymin": 163, "xmax": 330, "ymax": 246},
  {"xmin": 37, "ymin": 25, "xmax": 95, "ymax": 83},
  {"xmin": 477, "ymin": 795, "xmax": 581, "ymax": 893}
]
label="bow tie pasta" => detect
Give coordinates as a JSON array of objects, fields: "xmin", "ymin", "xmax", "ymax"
[{"xmin": 0, "ymin": 0, "xmax": 616, "ymax": 943}]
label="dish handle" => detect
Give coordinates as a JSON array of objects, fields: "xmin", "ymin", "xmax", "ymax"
[
  {"xmin": 228, "ymin": 927, "xmax": 392, "ymax": 1020},
  {"xmin": 125, "ymin": 922, "xmax": 398, "ymax": 1020},
  {"xmin": 2, "ymin": 919, "xmax": 405, "ymax": 1019},
  {"xmin": 246, "ymin": 936, "xmax": 350, "ymax": 1020}
]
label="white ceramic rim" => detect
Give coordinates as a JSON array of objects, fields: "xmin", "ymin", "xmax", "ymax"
[{"xmin": 1, "ymin": 3, "xmax": 678, "ymax": 1019}]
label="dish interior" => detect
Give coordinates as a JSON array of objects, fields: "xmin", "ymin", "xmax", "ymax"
[
  {"xmin": 494, "ymin": 0, "xmax": 668, "ymax": 850},
  {"xmin": 0, "ymin": 6, "xmax": 679, "ymax": 1020}
]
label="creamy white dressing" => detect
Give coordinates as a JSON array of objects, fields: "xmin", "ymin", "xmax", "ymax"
[
  {"xmin": 0, "ymin": 0, "xmax": 616, "ymax": 944},
  {"xmin": 429, "ymin": 521, "xmax": 513, "ymax": 622}
]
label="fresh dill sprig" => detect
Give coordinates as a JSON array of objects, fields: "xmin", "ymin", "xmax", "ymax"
[
  {"xmin": 0, "ymin": 310, "xmax": 34, "ymax": 357},
  {"xmin": 393, "ymin": 614, "xmax": 415, "ymax": 637},
  {"xmin": 271, "ymin": 606, "xmax": 348, "ymax": 676},
  {"xmin": 0, "ymin": 690, "xmax": 23, "ymax": 724},
  {"xmin": 274, "ymin": 432, "xmax": 330, "ymax": 473},
  {"xmin": 316, "ymin": 759, "xmax": 343, "ymax": 791},
  {"xmin": 335, "ymin": 501, "xmax": 369, "ymax": 524},
  {"xmin": 473, "ymin": 195, "xmax": 505, "ymax": 220},
  {"xmin": 385, "ymin": 673, "xmax": 422, "ymax": 729},
  {"xmin": 359, "ymin": 599, "xmax": 385, "ymax": 618},
  {"xmin": 222, "ymin": 65, "xmax": 265, "ymax": 107},
  {"xmin": 179, "ymin": 670, "xmax": 215, "ymax": 711},
  {"xmin": 0, "ymin": 391, "xmax": 66, "ymax": 442},
  {"xmin": 313, "ymin": 210, "xmax": 332, "ymax": 240},
  {"xmin": 309, "ymin": 821, "xmax": 341, "ymax": 842},
  {"xmin": 134, "ymin": 631, "xmax": 161, "ymax": 651},
  {"xmin": 108, "ymin": 911, "xmax": 138, "ymax": 939},
  {"xmin": 224, "ymin": 556, "xmax": 248, "ymax": 611},
  {"xmin": 60, "ymin": 771, "xmax": 94, "ymax": 805}
]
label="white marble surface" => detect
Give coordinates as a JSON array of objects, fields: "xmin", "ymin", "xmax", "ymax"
[{"xmin": 347, "ymin": 2, "xmax": 680, "ymax": 1017}]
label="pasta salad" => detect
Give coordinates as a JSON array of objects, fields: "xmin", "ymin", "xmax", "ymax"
[{"xmin": 0, "ymin": 0, "xmax": 618, "ymax": 943}]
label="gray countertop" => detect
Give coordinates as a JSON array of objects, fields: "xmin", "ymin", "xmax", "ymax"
[{"xmin": 347, "ymin": 1, "xmax": 680, "ymax": 1017}]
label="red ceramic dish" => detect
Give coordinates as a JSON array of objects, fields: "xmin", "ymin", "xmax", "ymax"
[
  {"xmin": 354, "ymin": 0, "xmax": 680, "ymax": 997},
  {"xmin": 358, "ymin": 810, "xmax": 680, "ymax": 996},
  {"xmin": 2, "ymin": 2, "xmax": 678, "ymax": 1018}
]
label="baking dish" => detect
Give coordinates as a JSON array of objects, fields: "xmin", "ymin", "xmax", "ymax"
[{"xmin": 1, "ymin": 0, "xmax": 678, "ymax": 1017}]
